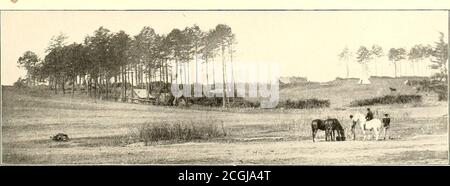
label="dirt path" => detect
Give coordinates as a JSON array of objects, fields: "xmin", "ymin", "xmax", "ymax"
[{"xmin": 4, "ymin": 134, "xmax": 447, "ymax": 165}]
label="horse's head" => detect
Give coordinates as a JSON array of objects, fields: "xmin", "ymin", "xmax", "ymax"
[{"xmin": 349, "ymin": 114, "xmax": 357, "ymax": 125}]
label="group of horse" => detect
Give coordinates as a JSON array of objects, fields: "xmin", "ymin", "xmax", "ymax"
[{"xmin": 311, "ymin": 113, "xmax": 388, "ymax": 142}]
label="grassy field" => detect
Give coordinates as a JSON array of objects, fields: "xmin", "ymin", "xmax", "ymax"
[
  {"xmin": 1, "ymin": 77, "xmax": 448, "ymax": 164},
  {"xmin": 279, "ymin": 77, "xmax": 439, "ymax": 107}
]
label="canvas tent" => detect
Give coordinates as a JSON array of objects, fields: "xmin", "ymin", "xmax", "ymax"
[
  {"xmin": 132, "ymin": 89, "xmax": 155, "ymax": 99},
  {"xmin": 358, "ymin": 65, "xmax": 371, "ymax": 84}
]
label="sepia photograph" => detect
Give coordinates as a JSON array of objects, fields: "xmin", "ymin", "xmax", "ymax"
[{"xmin": 1, "ymin": 9, "xmax": 448, "ymax": 165}]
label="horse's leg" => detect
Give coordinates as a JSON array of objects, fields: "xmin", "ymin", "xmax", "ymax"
[
  {"xmin": 334, "ymin": 130, "xmax": 338, "ymax": 141},
  {"xmin": 375, "ymin": 128, "xmax": 379, "ymax": 141},
  {"xmin": 362, "ymin": 130, "xmax": 366, "ymax": 141},
  {"xmin": 326, "ymin": 129, "xmax": 331, "ymax": 141},
  {"xmin": 335, "ymin": 130, "xmax": 338, "ymax": 141},
  {"xmin": 312, "ymin": 129, "xmax": 316, "ymax": 142},
  {"xmin": 333, "ymin": 130, "xmax": 336, "ymax": 141},
  {"xmin": 331, "ymin": 130, "xmax": 335, "ymax": 141},
  {"xmin": 345, "ymin": 128, "xmax": 348, "ymax": 139},
  {"xmin": 385, "ymin": 128, "xmax": 389, "ymax": 140},
  {"xmin": 330, "ymin": 129, "xmax": 334, "ymax": 141},
  {"xmin": 329, "ymin": 130, "xmax": 332, "ymax": 141},
  {"xmin": 351, "ymin": 127, "xmax": 356, "ymax": 140},
  {"xmin": 338, "ymin": 130, "xmax": 342, "ymax": 141}
]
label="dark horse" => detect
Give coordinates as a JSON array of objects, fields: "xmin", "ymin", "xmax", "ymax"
[
  {"xmin": 324, "ymin": 118, "xmax": 346, "ymax": 141},
  {"xmin": 311, "ymin": 119, "xmax": 330, "ymax": 142},
  {"xmin": 311, "ymin": 118, "xmax": 346, "ymax": 142}
]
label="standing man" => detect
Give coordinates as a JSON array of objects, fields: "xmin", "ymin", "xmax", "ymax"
[
  {"xmin": 382, "ymin": 113, "xmax": 391, "ymax": 140},
  {"xmin": 365, "ymin": 108, "xmax": 374, "ymax": 121},
  {"xmin": 349, "ymin": 115, "xmax": 356, "ymax": 140}
]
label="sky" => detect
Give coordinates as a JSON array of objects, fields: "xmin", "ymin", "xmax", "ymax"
[{"xmin": 1, "ymin": 11, "xmax": 448, "ymax": 85}]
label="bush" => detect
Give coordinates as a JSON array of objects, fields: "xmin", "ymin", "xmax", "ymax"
[
  {"xmin": 406, "ymin": 79, "xmax": 437, "ymax": 91},
  {"xmin": 137, "ymin": 120, "xmax": 226, "ymax": 145},
  {"xmin": 189, "ymin": 97, "xmax": 223, "ymax": 107},
  {"xmin": 406, "ymin": 79, "xmax": 448, "ymax": 101},
  {"xmin": 188, "ymin": 97, "xmax": 263, "ymax": 108},
  {"xmin": 350, "ymin": 94, "xmax": 422, "ymax": 107},
  {"xmin": 228, "ymin": 97, "xmax": 260, "ymax": 108},
  {"xmin": 432, "ymin": 84, "xmax": 448, "ymax": 101},
  {"xmin": 278, "ymin": 98, "xmax": 330, "ymax": 109},
  {"xmin": 185, "ymin": 96, "xmax": 329, "ymax": 109},
  {"xmin": 148, "ymin": 93, "xmax": 175, "ymax": 106}
]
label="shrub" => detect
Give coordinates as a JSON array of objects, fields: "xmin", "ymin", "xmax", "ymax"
[
  {"xmin": 137, "ymin": 120, "xmax": 226, "ymax": 145},
  {"xmin": 350, "ymin": 94, "xmax": 422, "ymax": 107},
  {"xmin": 406, "ymin": 79, "xmax": 436, "ymax": 91},
  {"xmin": 228, "ymin": 97, "xmax": 260, "ymax": 108},
  {"xmin": 182, "ymin": 96, "xmax": 330, "ymax": 109},
  {"xmin": 278, "ymin": 98, "xmax": 330, "ymax": 109},
  {"xmin": 189, "ymin": 97, "xmax": 223, "ymax": 107},
  {"xmin": 406, "ymin": 79, "xmax": 448, "ymax": 101},
  {"xmin": 432, "ymin": 84, "xmax": 448, "ymax": 101}
]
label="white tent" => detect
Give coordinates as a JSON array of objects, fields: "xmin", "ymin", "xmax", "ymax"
[
  {"xmin": 358, "ymin": 64, "xmax": 371, "ymax": 84},
  {"xmin": 133, "ymin": 89, "xmax": 155, "ymax": 99}
]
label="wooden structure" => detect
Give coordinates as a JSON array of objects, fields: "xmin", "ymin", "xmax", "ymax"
[{"xmin": 130, "ymin": 89, "xmax": 156, "ymax": 104}]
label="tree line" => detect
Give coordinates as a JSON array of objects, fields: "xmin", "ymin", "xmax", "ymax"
[
  {"xmin": 17, "ymin": 24, "xmax": 236, "ymax": 107},
  {"xmin": 338, "ymin": 32, "xmax": 448, "ymax": 81}
]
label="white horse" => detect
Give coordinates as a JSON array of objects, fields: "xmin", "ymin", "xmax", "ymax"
[{"xmin": 350, "ymin": 113, "xmax": 383, "ymax": 141}]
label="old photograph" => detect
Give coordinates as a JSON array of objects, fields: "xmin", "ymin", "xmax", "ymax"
[{"xmin": 1, "ymin": 10, "xmax": 448, "ymax": 165}]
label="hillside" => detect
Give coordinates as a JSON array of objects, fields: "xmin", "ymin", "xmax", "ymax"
[
  {"xmin": 279, "ymin": 76, "xmax": 440, "ymax": 108},
  {"xmin": 2, "ymin": 79, "xmax": 448, "ymax": 164}
]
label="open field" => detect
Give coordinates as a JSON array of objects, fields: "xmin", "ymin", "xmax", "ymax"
[
  {"xmin": 1, "ymin": 79, "xmax": 448, "ymax": 164},
  {"xmin": 279, "ymin": 77, "xmax": 440, "ymax": 107}
]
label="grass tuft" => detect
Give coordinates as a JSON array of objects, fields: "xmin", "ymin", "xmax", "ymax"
[
  {"xmin": 350, "ymin": 95, "xmax": 422, "ymax": 107},
  {"xmin": 136, "ymin": 120, "xmax": 227, "ymax": 145}
]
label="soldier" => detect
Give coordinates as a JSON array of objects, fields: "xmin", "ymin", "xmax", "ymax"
[
  {"xmin": 382, "ymin": 114, "xmax": 391, "ymax": 140},
  {"xmin": 365, "ymin": 108, "xmax": 374, "ymax": 121}
]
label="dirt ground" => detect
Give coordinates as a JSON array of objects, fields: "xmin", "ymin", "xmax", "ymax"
[
  {"xmin": 1, "ymin": 86, "xmax": 448, "ymax": 164},
  {"xmin": 3, "ymin": 134, "xmax": 448, "ymax": 165}
]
